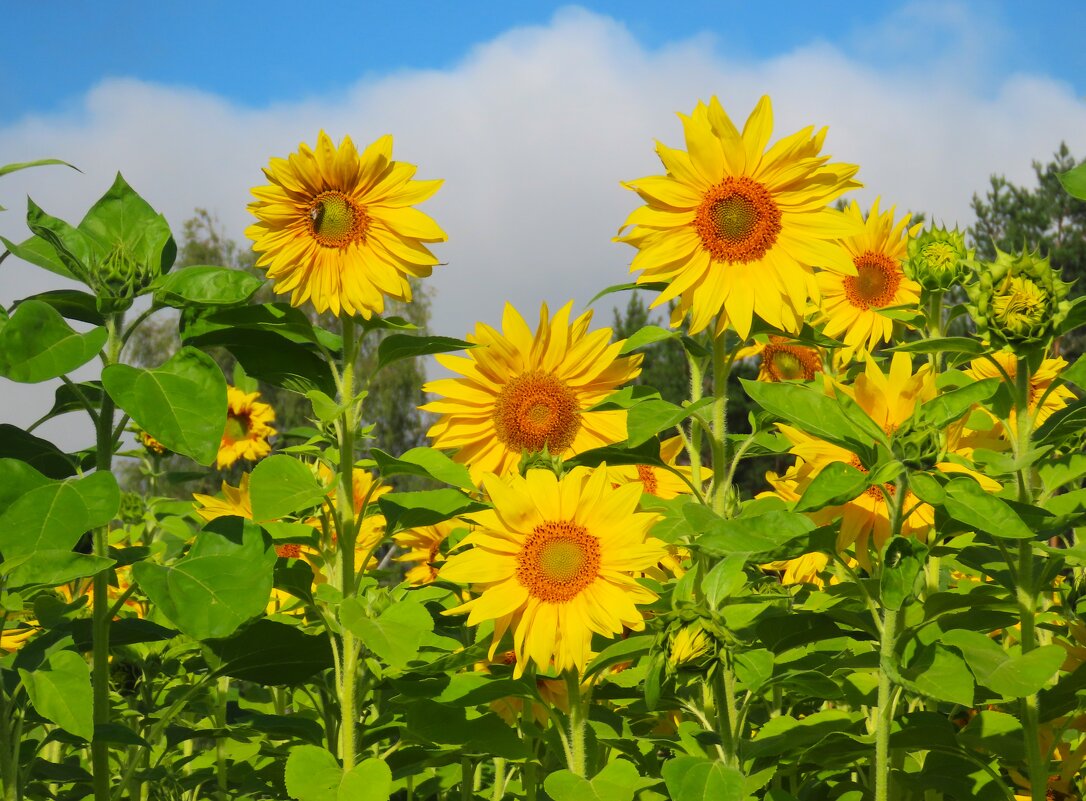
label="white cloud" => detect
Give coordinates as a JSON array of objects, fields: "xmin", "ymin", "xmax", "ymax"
[{"xmin": 2, "ymin": 4, "xmax": 1084, "ymax": 449}]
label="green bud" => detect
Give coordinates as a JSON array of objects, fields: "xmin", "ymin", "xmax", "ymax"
[
  {"xmin": 91, "ymin": 241, "xmax": 157, "ymax": 313},
  {"xmin": 966, "ymin": 248, "xmax": 1072, "ymax": 352},
  {"xmin": 518, "ymin": 446, "xmax": 565, "ymax": 478},
  {"xmin": 891, "ymin": 421, "xmax": 945, "ymax": 472},
  {"xmin": 118, "ymin": 492, "xmax": 145, "ymax": 525},
  {"xmin": 905, "ymin": 226, "xmax": 972, "ymax": 291}
]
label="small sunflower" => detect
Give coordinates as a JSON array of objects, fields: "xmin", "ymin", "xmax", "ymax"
[
  {"xmin": 739, "ymin": 336, "xmax": 824, "ymax": 382},
  {"xmin": 439, "ymin": 466, "xmax": 666, "ymax": 677},
  {"xmin": 246, "ymin": 131, "xmax": 445, "ymax": 317},
  {"xmin": 618, "ymin": 95, "xmax": 861, "ymax": 338},
  {"xmin": 394, "ymin": 519, "xmax": 460, "ymax": 586},
  {"xmin": 816, "ymin": 199, "xmax": 922, "ymax": 356},
  {"xmin": 194, "ymin": 474, "xmax": 254, "ymax": 521},
  {"xmin": 963, "ymin": 350, "xmax": 1077, "ymax": 435},
  {"xmin": 421, "ymin": 302, "xmax": 642, "ymax": 482},
  {"xmin": 217, "ymin": 387, "xmax": 277, "ymax": 470}
]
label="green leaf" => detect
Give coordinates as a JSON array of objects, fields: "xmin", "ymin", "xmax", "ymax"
[
  {"xmin": 902, "ymin": 643, "xmax": 975, "ymax": 706},
  {"xmin": 0, "ymin": 300, "xmax": 107, "ymax": 382},
  {"xmin": 879, "ymin": 538, "xmax": 927, "ymax": 611},
  {"xmin": 887, "ymin": 337, "xmax": 986, "ymax": 356},
  {"xmin": 340, "ymin": 596, "xmax": 433, "ymax": 668},
  {"xmin": 18, "ymin": 650, "xmax": 93, "ymax": 741},
  {"xmin": 132, "ymin": 517, "xmax": 275, "ymax": 640},
  {"xmin": 702, "ymin": 554, "xmax": 748, "ymax": 607},
  {"xmin": 378, "ymin": 488, "xmax": 488, "ymax": 532},
  {"xmin": 1058, "ymin": 161, "xmax": 1086, "ymax": 200},
  {"xmin": 909, "ymin": 472, "xmax": 946, "ymax": 505},
  {"xmin": 0, "ymin": 425, "xmax": 81, "ymax": 478},
  {"xmin": 0, "ymin": 458, "xmax": 52, "ymax": 516},
  {"xmin": 0, "ymin": 471, "xmax": 119, "ymax": 558},
  {"xmin": 206, "ymin": 619, "xmax": 334, "ymax": 685},
  {"xmin": 942, "ymin": 477, "xmax": 1034, "ymax": 539},
  {"xmin": 403, "ymin": 701, "xmax": 527, "ymax": 758},
  {"xmin": 794, "ymin": 461, "xmax": 869, "ymax": 513},
  {"xmin": 152, "ymin": 265, "xmax": 263, "ymax": 308},
  {"xmin": 181, "ymin": 302, "xmax": 340, "ymax": 351},
  {"xmin": 248, "ymin": 455, "xmax": 327, "ymax": 520},
  {"xmin": 687, "ymin": 506, "xmax": 815, "ymax": 562},
  {"xmin": 37, "ymin": 381, "xmax": 104, "ymax": 424},
  {"xmin": 371, "ymin": 447, "xmax": 474, "ymax": 490},
  {"xmin": 25, "ymin": 198, "xmax": 97, "ymax": 278},
  {"xmin": 14, "ymin": 289, "xmax": 104, "ymax": 325},
  {"xmin": 741, "ymin": 379, "xmax": 884, "ymax": 453},
  {"xmin": 102, "ymin": 347, "xmax": 227, "ymax": 464},
  {"xmin": 376, "ymin": 334, "xmax": 475, "ymax": 371},
  {"xmin": 958, "ymin": 710, "xmax": 1025, "ymax": 762},
  {"xmin": 916, "ymin": 379, "xmax": 1001, "ymax": 428},
  {"xmin": 284, "ymin": 746, "xmax": 343, "ymax": 801},
  {"xmin": 587, "ymin": 281, "xmax": 668, "ymax": 306},
  {"xmin": 336, "ymin": 758, "xmax": 393, "ymax": 801},
  {"xmin": 583, "ymin": 635, "xmax": 653, "ymax": 679},
  {"xmin": 661, "ymin": 756, "xmax": 744, "ymax": 801},
  {"xmin": 940, "ymin": 629, "xmax": 1064, "ymax": 697},
  {"xmin": 1061, "ymin": 355, "xmax": 1086, "ymax": 393},
  {"xmin": 195, "ymin": 326, "xmax": 336, "ymax": 395},
  {"xmin": 625, "ymin": 398, "xmax": 713, "ymax": 447},
  {"xmin": 619, "ymin": 325, "xmax": 677, "ymax": 354},
  {"xmin": 745, "ymin": 710, "xmax": 858, "ymax": 759},
  {"xmin": 0, "ymin": 158, "xmax": 78, "ymax": 179},
  {"xmin": 545, "ymin": 760, "xmax": 657, "ymax": 801},
  {"xmin": 1, "ymin": 552, "xmax": 114, "ymax": 588},
  {"xmin": 76, "ymin": 173, "xmax": 174, "ymax": 276},
  {"xmin": 1034, "ymin": 399, "xmax": 1086, "ymax": 448},
  {"xmin": 0, "ymin": 233, "xmax": 78, "ymax": 279}
]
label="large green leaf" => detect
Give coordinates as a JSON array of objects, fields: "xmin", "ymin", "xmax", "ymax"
[
  {"xmin": 618, "ymin": 325, "xmax": 677, "ymax": 354},
  {"xmin": 340, "ymin": 596, "xmax": 434, "ymax": 668},
  {"xmin": 371, "ymin": 447, "xmax": 474, "ymax": 490},
  {"xmin": 25, "ymin": 198, "xmax": 97, "ymax": 278},
  {"xmin": 0, "ymin": 425, "xmax": 81, "ymax": 478},
  {"xmin": 37, "ymin": 380, "xmax": 104, "ymax": 423},
  {"xmin": 102, "ymin": 347, "xmax": 227, "ymax": 464},
  {"xmin": 902, "ymin": 643, "xmax": 975, "ymax": 706},
  {"xmin": 625, "ymin": 398, "xmax": 713, "ymax": 447},
  {"xmin": 76, "ymin": 173, "xmax": 174, "ymax": 276},
  {"xmin": 741, "ymin": 379, "xmax": 884, "ymax": 453},
  {"xmin": 181, "ymin": 302, "xmax": 340, "ymax": 351},
  {"xmin": 18, "ymin": 650, "xmax": 93, "ymax": 741},
  {"xmin": 14, "ymin": 289, "xmax": 104, "ymax": 325},
  {"xmin": 207, "ymin": 619, "xmax": 334, "ymax": 685},
  {"xmin": 1058, "ymin": 161, "xmax": 1086, "ymax": 200},
  {"xmin": 0, "ymin": 458, "xmax": 52, "ymax": 516},
  {"xmin": 1, "ymin": 552, "xmax": 114, "ymax": 588},
  {"xmin": 249, "ymin": 455, "xmax": 328, "ymax": 520},
  {"xmin": 284, "ymin": 747, "xmax": 391, "ymax": 801},
  {"xmin": 152, "ymin": 265, "xmax": 262, "ymax": 308},
  {"xmin": 916, "ymin": 379, "xmax": 1001, "ymax": 428},
  {"xmin": 545, "ymin": 760, "xmax": 658, "ymax": 801},
  {"xmin": 0, "ymin": 232, "xmax": 77, "ymax": 279},
  {"xmin": 132, "ymin": 517, "xmax": 275, "ymax": 640},
  {"xmin": 0, "ymin": 300, "xmax": 107, "ymax": 382},
  {"xmin": 661, "ymin": 757, "xmax": 744, "ymax": 801},
  {"xmin": 376, "ymin": 334, "xmax": 475, "ymax": 371},
  {"xmin": 942, "ymin": 478, "xmax": 1034, "ymax": 539},
  {"xmin": 0, "ymin": 158, "xmax": 78, "ymax": 179},
  {"xmin": 687, "ymin": 506, "xmax": 815, "ymax": 562},
  {"xmin": 378, "ymin": 489, "xmax": 489, "ymax": 533},
  {"xmin": 941, "ymin": 629, "xmax": 1064, "ymax": 697},
  {"xmin": 794, "ymin": 461, "xmax": 869, "ymax": 513},
  {"xmin": 0, "ymin": 470, "xmax": 119, "ymax": 558},
  {"xmin": 184, "ymin": 325, "xmax": 336, "ymax": 395}
]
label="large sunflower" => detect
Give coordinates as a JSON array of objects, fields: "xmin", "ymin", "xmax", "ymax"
[
  {"xmin": 816, "ymin": 199, "xmax": 922, "ymax": 355},
  {"xmin": 439, "ymin": 467, "xmax": 665, "ymax": 677},
  {"xmin": 217, "ymin": 387, "xmax": 277, "ymax": 469},
  {"xmin": 618, "ymin": 96, "xmax": 861, "ymax": 338},
  {"xmin": 421, "ymin": 302, "xmax": 642, "ymax": 481},
  {"xmin": 246, "ymin": 131, "xmax": 445, "ymax": 317}
]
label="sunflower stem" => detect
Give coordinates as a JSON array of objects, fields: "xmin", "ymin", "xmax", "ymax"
[
  {"xmin": 337, "ymin": 314, "xmax": 360, "ymax": 770},
  {"xmin": 460, "ymin": 757, "xmax": 475, "ymax": 801},
  {"xmin": 710, "ymin": 333, "xmax": 731, "ymax": 517},
  {"xmin": 91, "ymin": 314, "xmax": 123, "ymax": 801},
  {"xmin": 564, "ymin": 670, "xmax": 588, "ymax": 777},
  {"xmin": 710, "ymin": 660, "xmax": 739, "ymax": 766},
  {"xmin": 873, "ymin": 606, "xmax": 901, "ymax": 801},
  {"xmin": 685, "ymin": 350, "xmax": 705, "ymax": 489},
  {"xmin": 214, "ymin": 675, "xmax": 230, "ymax": 800}
]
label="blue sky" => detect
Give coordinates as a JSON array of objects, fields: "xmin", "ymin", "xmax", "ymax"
[{"xmin": 3, "ymin": 1, "xmax": 1082, "ymax": 119}]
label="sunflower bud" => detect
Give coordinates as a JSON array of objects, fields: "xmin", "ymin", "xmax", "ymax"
[
  {"xmin": 666, "ymin": 620, "xmax": 716, "ymax": 673},
  {"xmin": 967, "ymin": 248, "xmax": 1072, "ymax": 352},
  {"xmin": 91, "ymin": 242, "xmax": 157, "ymax": 313},
  {"xmin": 905, "ymin": 226, "xmax": 971, "ymax": 292},
  {"xmin": 118, "ymin": 492, "xmax": 146, "ymax": 526},
  {"xmin": 891, "ymin": 420, "xmax": 945, "ymax": 471}
]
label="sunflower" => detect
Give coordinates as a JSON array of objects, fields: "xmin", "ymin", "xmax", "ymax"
[
  {"xmin": 421, "ymin": 302, "xmax": 642, "ymax": 482},
  {"xmin": 738, "ymin": 336, "xmax": 824, "ymax": 382},
  {"xmin": 607, "ymin": 435, "xmax": 693, "ymax": 500},
  {"xmin": 194, "ymin": 474, "xmax": 254, "ymax": 521},
  {"xmin": 246, "ymin": 131, "xmax": 445, "ymax": 317},
  {"xmin": 217, "ymin": 387, "xmax": 277, "ymax": 469},
  {"xmin": 137, "ymin": 429, "xmax": 167, "ymax": 456},
  {"xmin": 816, "ymin": 199, "xmax": 922, "ymax": 356},
  {"xmin": 394, "ymin": 519, "xmax": 460, "ymax": 586},
  {"xmin": 439, "ymin": 466, "xmax": 666, "ymax": 677},
  {"xmin": 618, "ymin": 96, "xmax": 861, "ymax": 338},
  {"xmin": 766, "ymin": 353, "xmax": 996, "ymax": 567},
  {"xmin": 963, "ymin": 350, "xmax": 1076, "ymax": 436}
]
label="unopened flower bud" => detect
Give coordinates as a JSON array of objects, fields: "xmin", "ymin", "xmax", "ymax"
[{"xmin": 905, "ymin": 226, "xmax": 971, "ymax": 291}]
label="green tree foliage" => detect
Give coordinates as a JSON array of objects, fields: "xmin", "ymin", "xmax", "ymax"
[{"xmin": 970, "ymin": 143, "xmax": 1086, "ymax": 356}]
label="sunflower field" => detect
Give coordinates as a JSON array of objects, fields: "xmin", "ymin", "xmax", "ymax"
[{"xmin": 1, "ymin": 96, "xmax": 1086, "ymax": 801}]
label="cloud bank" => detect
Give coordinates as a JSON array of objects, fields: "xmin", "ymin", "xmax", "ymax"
[{"xmin": 2, "ymin": 5, "xmax": 1084, "ymax": 448}]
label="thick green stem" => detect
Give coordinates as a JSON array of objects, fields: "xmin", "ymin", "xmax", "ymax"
[
  {"xmin": 337, "ymin": 315, "xmax": 360, "ymax": 770},
  {"xmin": 92, "ymin": 315, "xmax": 123, "ymax": 801},
  {"xmin": 710, "ymin": 334, "xmax": 730, "ymax": 517},
  {"xmin": 874, "ymin": 607, "xmax": 901, "ymax": 801},
  {"xmin": 215, "ymin": 675, "xmax": 230, "ymax": 800},
  {"xmin": 564, "ymin": 671, "xmax": 587, "ymax": 777},
  {"xmin": 686, "ymin": 352, "xmax": 705, "ymax": 488},
  {"xmin": 491, "ymin": 758, "xmax": 506, "ymax": 801},
  {"xmin": 460, "ymin": 757, "xmax": 475, "ymax": 801},
  {"xmin": 711, "ymin": 662, "xmax": 739, "ymax": 766}
]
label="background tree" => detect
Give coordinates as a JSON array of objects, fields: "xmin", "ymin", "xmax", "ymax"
[{"xmin": 970, "ymin": 143, "xmax": 1086, "ymax": 357}]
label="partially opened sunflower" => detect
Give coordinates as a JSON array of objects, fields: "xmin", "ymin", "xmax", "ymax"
[
  {"xmin": 618, "ymin": 96, "xmax": 861, "ymax": 338},
  {"xmin": 247, "ymin": 131, "xmax": 445, "ymax": 317}
]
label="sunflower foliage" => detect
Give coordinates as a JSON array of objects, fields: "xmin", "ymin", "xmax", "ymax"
[{"xmin": 0, "ymin": 104, "xmax": 1084, "ymax": 801}]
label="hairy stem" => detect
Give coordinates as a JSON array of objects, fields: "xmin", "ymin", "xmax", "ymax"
[{"xmin": 337, "ymin": 314, "xmax": 360, "ymax": 769}]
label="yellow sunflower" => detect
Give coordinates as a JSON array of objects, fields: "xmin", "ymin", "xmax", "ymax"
[
  {"xmin": 816, "ymin": 199, "xmax": 922, "ymax": 356},
  {"xmin": 439, "ymin": 466, "xmax": 666, "ymax": 677},
  {"xmin": 421, "ymin": 302, "xmax": 642, "ymax": 482},
  {"xmin": 963, "ymin": 350, "xmax": 1076, "ymax": 436},
  {"xmin": 217, "ymin": 387, "xmax": 277, "ymax": 469},
  {"xmin": 194, "ymin": 474, "xmax": 254, "ymax": 521},
  {"xmin": 246, "ymin": 131, "xmax": 445, "ymax": 317},
  {"xmin": 617, "ymin": 95, "xmax": 861, "ymax": 338},
  {"xmin": 394, "ymin": 519, "xmax": 460, "ymax": 586},
  {"xmin": 137, "ymin": 429, "xmax": 167, "ymax": 455},
  {"xmin": 738, "ymin": 336, "xmax": 824, "ymax": 382},
  {"xmin": 766, "ymin": 353, "xmax": 997, "ymax": 567},
  {"xmin": 607, "ymin": 435, "xmax": 693, "ymax": 500}
]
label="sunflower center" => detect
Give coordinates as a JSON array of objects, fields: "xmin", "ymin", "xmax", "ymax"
[
  {"xmin": 762, "ymin": 340, "xmax": 821, "ymax": 382},
  {"xmin": 308, "ymin": 191, "xmax": 368, "ymax": 248},
  {"xmin": 275, "ymin": 543, "xmax": 302, "ymax": 558},
  {"xmin": 636, "ymin": 465, "xmax": 659, "ymax": 495},
  {"xmin": 693, "ymin": 176, "xmax": 782, "ymax": 263},
  {"xmin": 516, "ymin": 520, "xmax": 601, "ymax": 603},
  {"xmin": 493, "ymin": 372, "xmax": 581, "ymax": 454},
  {"xmin": 223, "ymin": 412, "xmax": 251, "ymax": 445},
  {"xmin": 843, "ymin": 251, "xmax": 901, "ymax": 309}
]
